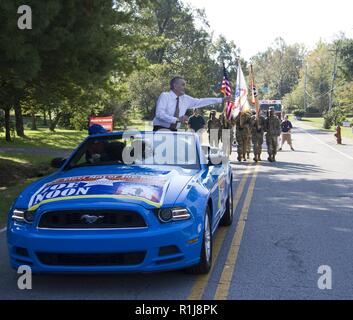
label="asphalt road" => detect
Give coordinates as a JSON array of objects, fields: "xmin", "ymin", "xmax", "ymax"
[{"xmin": 1, "ymin": 120, "xmax": 353, "ymax": 300}]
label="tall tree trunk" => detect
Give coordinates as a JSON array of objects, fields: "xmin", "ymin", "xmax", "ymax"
[
  {"xmin": 49, "ymin": 122, "xmax": 56, "ymax": 132},
  {"xmin": 14, "ymin": 98, "xmax": 25, "ymax": 137},
  {"xmin": 48, "ymin": 109, "xmax": 55, "ymax": 131},
  {"xmin": 43, "ymin": 109, "xmax": 47, "ymax": 126},
  {"xmin": 31, "ymin": 112, "xmax": 37, "ymax": 130},
  {"xmin": 4, "ymin": 107, "xmax": 11, "ymax": 142},
  {"xmin": 49, "ymin": 113, "xmax": 61, "ymax": 132}
]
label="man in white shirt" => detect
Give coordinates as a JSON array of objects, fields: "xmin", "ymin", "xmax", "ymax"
[{"xmin": 153, "ymin": 77, "xmax": 232, "ymax": 131}]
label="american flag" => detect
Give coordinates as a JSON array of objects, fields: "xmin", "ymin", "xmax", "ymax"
[{"xmin": 221, "ymin": 65, "xmax": 234, "ymax": 120}]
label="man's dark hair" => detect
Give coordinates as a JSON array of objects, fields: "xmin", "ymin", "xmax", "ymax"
[{"xmin": 170, "ymin": 76, "xmax": 184, "ymax": 90}]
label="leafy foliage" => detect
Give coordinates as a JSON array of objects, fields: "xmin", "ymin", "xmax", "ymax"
[
  {"xmin": 1, "ymin": 1, "xmax": 353, "ymax": 143},
  {"xmin": 323, "ymin": 107, "xmax": 347, "ymax": 129},
  {"xmin": 251, "ymin": 38, "xmax": 305, "ymax": 100}
]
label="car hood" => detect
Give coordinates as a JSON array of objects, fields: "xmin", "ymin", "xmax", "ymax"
[{"xmin": 16, "ymin": 165, "xmax": 198, "ymax": 211}]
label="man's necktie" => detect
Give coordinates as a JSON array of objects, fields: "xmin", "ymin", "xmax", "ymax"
[{"xmin": 170, "ymin": 97, "xmax": 180, "ymax": 130}]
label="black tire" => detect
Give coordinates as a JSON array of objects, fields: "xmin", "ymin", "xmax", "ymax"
[
  {"xmin": 185, "ymin": 206, "xmax": 212, "ymax": 275},
  {"xmin": 220, "ymin": 176, "xmax": 233, "ymax": 226}
]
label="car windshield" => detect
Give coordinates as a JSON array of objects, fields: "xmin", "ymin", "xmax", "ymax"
[{"xmin": 64, "ymin": 132, "xmax": 201, "ymax": 170}]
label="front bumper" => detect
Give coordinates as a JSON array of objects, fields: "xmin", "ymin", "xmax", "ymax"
[{"xmin": 7, "ymin": 201, "xmax": 203, "ymax": 273}]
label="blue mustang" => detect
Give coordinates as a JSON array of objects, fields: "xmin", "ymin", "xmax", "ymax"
[{"xmin": 7, "ymin": 131, "xmax": 233, "ymax": 274}]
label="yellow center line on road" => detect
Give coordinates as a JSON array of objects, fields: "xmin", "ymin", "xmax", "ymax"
[
  {"xmin": 214, "ymin": 163, "xmax": 260, "ymax": 300},
  {"xmin": 187, "ymin": 164, "xmax": 254, "ymax": 300}
]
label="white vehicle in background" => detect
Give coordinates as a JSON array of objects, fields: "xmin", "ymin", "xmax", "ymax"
[{"xmin": 259, "ymin": 100, "xmax": 283, "ymax": 120}]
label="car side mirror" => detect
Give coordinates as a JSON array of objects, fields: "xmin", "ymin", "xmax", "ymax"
[
  {"xmin": 208, "ymin": 154, "xmax": 227, "ymax": 166},
  {"xmin": 51, "ymin": 157, "xmax": 66, "ymax": 169},
  {"xmin": 202, "ymin": 145, "xmax": 228, "ymax": 166}
]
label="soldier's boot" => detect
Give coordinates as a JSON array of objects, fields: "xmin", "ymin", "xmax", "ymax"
[
  {"xmin": 268, "ymin": 155, "xmax": 273, "ymax": 162},
  {"xmin": 237, "ymin": 154, "xmax": 242, "ymax": 162},
  {"xmin": 257, "ymin": 153, "xmax": 262, "ymax": 161},
  {"xmin": 253, "ymin": 155, "xmax": 258, "ymax": 162},
  {"xmin": 247, "ymin": 153, "xmax": 250, "ymax": 159},
  {"xmin": 272, "ymin": 154, "xmax": 276, "ymax": 162}
]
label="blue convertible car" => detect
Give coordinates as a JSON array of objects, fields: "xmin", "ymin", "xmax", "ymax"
[{"xmin": 7, "ymin": 131, "xmax": 233, "ymax": 274}]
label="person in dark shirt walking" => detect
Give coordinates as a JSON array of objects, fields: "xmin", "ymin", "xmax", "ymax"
[
  {"xmin": 188, "ymin": 109, "xmax": 206, "ymax": 142},
  {"xmin": 207, "ymin": 110, "xmax": 222, "ymax": 148},
  {"xmin": 279, "ymin": 115, "xmax": 294, "ymax": 151},
  {"xmin": 188, "ymin": 109, "xmax": 206, "ymax": 133}
]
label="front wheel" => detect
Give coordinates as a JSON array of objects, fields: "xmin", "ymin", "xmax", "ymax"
[{"xmin": 185, "ymin": 207, "xmax": 212, "ymax": 274}]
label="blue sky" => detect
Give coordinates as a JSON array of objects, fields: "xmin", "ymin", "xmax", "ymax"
[{"xmin": 185, "ymin": 0, "xmax": 353, "ymax": 59}]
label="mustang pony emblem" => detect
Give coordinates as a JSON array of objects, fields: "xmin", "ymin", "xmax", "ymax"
[{"xmin": 80, "ymin": 214, "xmax": 104, "ymax": 224}]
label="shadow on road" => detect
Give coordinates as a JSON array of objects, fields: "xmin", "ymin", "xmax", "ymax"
[
  {"xmin": 296, "ymin": 128, "xmax": 332, "ymax": 136},
  {"xmin": 257, "ymin": 161, "xmax": 328, "ymax": 174},
  {"xmin": 254, "ymin": 169, "xmax": 353, "ymax": 214},
  {"xmin": 0, "ymin": 267, "xmax": 197, "ymax": 300}
]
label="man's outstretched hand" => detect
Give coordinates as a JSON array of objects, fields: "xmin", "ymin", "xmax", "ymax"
[{"xmin": 223, "ymin": 96, "xmax": 234, "ymax": 103}]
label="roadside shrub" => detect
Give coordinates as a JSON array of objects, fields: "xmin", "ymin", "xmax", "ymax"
[
  {"xmin": 57, "ymin": 113, "xmax": 74, "ymax": 129},
  {"xmin": 323, "ymin": 107, "xmax": 346, "ymax": 129},
  {"xmin": 305, "ymin": 106, "xmax": 320, "ymax": 114},
  {"xmin": 323, "ymin": 113, "xmax": 333, "ymax": 129},
  {"xmin": 293, "ymin": 109, "xmax": 305, "ymax": 118}
]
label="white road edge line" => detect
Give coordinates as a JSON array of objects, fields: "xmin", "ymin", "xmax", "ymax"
[
  {"xmin": 296, "ymin": 126, "xmax": 353, "ymax": 161},
  {"xmin": 0, "ymin": 227, "xmax": 7, "ymax": 234}
]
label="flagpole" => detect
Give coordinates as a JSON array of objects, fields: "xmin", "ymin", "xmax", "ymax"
[
  {"xmin": 250, "ymin": 64, "xmax": 260, "ymax": 117},
  {"xmin": 237, "ymin": 57, "xmax": 241, "ymax": 114},
  {"xmin": 222, "ymin": 62, "xmax": 227, "ymax": 117},
  {"xmin": 250, "ymin": 64, "xmax": 260, "ymax": 130}
]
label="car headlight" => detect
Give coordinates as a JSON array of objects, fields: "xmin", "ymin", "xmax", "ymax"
[
  {"xmin": 12, "ymin": 209, "xmax": 34, "ymax": 223},
  {"xmin": 157, "ymin": 207, "xmax": 191, "ymax": 223}
]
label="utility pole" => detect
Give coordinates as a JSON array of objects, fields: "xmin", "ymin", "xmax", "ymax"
[
  {"xmin": 329, "ymin": 44, "xmax": 340, "ymax": 111},
  {"xmin": 304, "ymin": 62, "xmax": 308, "ymax": 112}
]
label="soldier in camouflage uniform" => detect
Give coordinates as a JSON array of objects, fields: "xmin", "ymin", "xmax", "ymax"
[
  {"xmin": 250, "ymin": 111, "xmax": 266, "ymax": 162},
  {"xmin": 235, "ymin": 111, "xmax": 251, "ymax": 162},
  {"xmin": 245, "ymin": 111, "xmax": 253, "ymax": 160},
  {"xmin": 265, "ymin": 107, "xmax": 281, "ymax": 162},
  {"xmin": 219, "ymin": 112, "xmax": 234, "ymax": 157}
]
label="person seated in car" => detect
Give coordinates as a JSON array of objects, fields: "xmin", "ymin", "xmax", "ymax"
[{"xmin": 129, "ymin": 139, "xmax": 153, "ymax": 164}]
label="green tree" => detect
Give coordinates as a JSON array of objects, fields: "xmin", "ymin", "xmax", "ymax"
[
  {"xmin": 251, "ymin": 38, "xmax": 305, "ymax": 100},
  {"xmin": 124, "ymin": 0, "xmax": 228, "ymax": 119},
  {"xmin": 283, "ymin": 41, "xmax": 335, "ymax": 114},
  {"xmin": 339, "ymin": 39, "xmax": 353, "ymax": 81},
  {"xmin": 0, "ymin": 0, "xmax": 151, "ymax": 139}
]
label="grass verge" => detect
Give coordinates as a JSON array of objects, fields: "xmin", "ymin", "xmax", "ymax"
[
  {"xmin": 296, "ymin": 117, "xmax": 353, "ymax": 139},
  {"xmin": 0, "ymin": 128, "xmax": 87, "ymax": 149},
  {"xmin": 0, "ymin": 152, "xmax": 54, "ymax": 228},
  {"xmin": 0, "ymin": 179, "xmax": 38, "ymax": 228}
]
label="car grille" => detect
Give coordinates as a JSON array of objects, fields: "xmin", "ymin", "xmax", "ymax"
[
  {"xmin": 36, "ymin": 252, "xmax": 146, "ymax": 266},
  {"xmin": 38, "ymin": 210, "xmax": 147, "ymax": 229}
]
